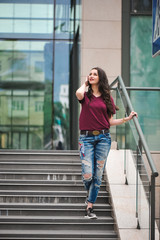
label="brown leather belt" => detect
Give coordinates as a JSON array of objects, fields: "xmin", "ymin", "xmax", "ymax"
[{"xmin": 80, "ymin": 129, "xmax": 109, "ymax": 136}]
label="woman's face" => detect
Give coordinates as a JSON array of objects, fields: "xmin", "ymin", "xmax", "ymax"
[{"xmin": 88, "ymin": 69, "xmax": 99, "ymax": 85}]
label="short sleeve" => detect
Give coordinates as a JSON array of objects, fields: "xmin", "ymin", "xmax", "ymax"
[
  {"xmin": 78, "ymin": 92, "xmax": 86, "ymax": 104},
  {"xmin": 78, "ymin": 98, "xmax": 84, "ymax": 104}
]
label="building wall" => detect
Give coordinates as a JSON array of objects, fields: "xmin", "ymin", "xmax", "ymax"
[{"xmin": 81, "ymin": 0, "xmax": 122, "ymax": 84}]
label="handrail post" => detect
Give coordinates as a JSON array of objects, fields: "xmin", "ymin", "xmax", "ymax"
[
  {"xmin": 136, "ymin": 138, "xmax": 142, "ymax": 229},
  {"xmin": 151, "ymin": 175, "xmax": 156, "ymax": 240},
  {"xmin": 124, "ymin": 111, "xmax": 128, "ymax": 185}
]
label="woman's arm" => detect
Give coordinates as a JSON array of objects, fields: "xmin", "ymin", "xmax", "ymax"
[
  {"xmin": 75, "ymin": 77, "xmax": 89, "ymax": 100},
  {"xmin": 109, "ymin": 111, "xmax": 138, "ymax": 126}
]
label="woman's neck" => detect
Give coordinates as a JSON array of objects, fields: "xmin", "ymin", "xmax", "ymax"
[{"xmin": 91, "ymin": 85, "xmax": 101, "ymax": 97}]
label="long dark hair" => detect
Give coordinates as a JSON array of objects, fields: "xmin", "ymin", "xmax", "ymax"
[{"xmin": 86, "ymin": 67, "xmax": 115, "ymax": 118}]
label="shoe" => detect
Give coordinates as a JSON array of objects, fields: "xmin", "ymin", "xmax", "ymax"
[{"xmin": 85, "ymin": 208, "xmax": 97, "ymax": 219}]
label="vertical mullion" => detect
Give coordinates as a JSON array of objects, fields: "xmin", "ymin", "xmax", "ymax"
[{"xmin": 51, "ymin": 0, "xmax": 56, "ymax": 149}]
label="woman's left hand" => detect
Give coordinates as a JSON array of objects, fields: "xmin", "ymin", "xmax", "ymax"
[{"xmin": 128, "ymin": 111, "xmax": 138, "ymax": 120}]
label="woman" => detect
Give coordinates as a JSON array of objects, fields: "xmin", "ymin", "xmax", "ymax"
[{"xmin": 76, "ymin": 67, "xmax": 137, "ymax": 219}]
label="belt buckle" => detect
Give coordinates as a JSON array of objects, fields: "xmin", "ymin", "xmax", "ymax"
[{"xmin": 92, "ymin": 130, "xmax": 100, "ymax": 136}]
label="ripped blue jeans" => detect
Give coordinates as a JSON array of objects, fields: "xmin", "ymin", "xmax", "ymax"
[{"xmin": 79, "ymin": 132, "xmax": 111, "ymax": 204}]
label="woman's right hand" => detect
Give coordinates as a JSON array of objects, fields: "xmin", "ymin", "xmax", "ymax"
[
  {"xmin": 85, "ymin": 76, "xmax": 89, "ymax": 86},
  {"xmin": 76, "ymin": 77, "xmax": 89, "ymax": 100}
]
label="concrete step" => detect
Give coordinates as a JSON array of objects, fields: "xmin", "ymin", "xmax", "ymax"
[
  {"xmin": 0, "ymin": 229, "xmax": 118, "ymax": 239},
  {"xmin": 0, "ymin": 238, "xmax": 119, "ymax": 240},
  {"xmin": 0, "ymin": 217, "xmax": 115, "ymax": 231},
  {"xmin": 0, "ymin": 179, "xmax": 106, "ymax": 184},
  {"xmin": 0, "ymin": 151, "xmax": 79, "ymax": 161},
  {"xmin": 0, "ymin": 158, "xmax": 81, "ymax": 163},
  {"xmin": 0, "ymin": 190, "xmax": 108, "ymax": 196},
  {"xmin": 0, "ymin": 150, "xmax": 119, "ymax": 239},
  {"xmin": 0, "ymin": 172, "xmax": 82, "ymax": 180},
  {"xmin": 0, "ymin": 191, "xmax": 109, "ymax": 204},
  {"xmin": 0, "ymin": 162, "xmax": 81, "ymax": 170},
  {"xmin": 0, "ymin": 168, "xmax": 82, "ymax": 173},
  {"xmin": 0, "ymin": 182, "xmax": 106, "ymax": 191},
  {"xmin": 0, "ymin": 203, "xmax": 112, "ymax": 217}
]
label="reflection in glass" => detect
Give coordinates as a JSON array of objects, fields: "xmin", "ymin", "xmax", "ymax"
[
  {"xmin": 75, "ymin": 0, "xmax": 81, "ymax": 35},
  {"xmin": 53, "ymin": 41, "xmax": 72, "ymax": 149},
  {"xmin": 0, "ymin": 2, "xmax": 54, "ymax": 38},
  {"xmin": 55, "ymin": 0, "xmax": 74, "ymax": 39},
  {"xmin": 131, "ymin": 0, "xmax": 152, "ymax": 13},
  {"xmin": 0, "ymin": 40, "xmax": 53, "ymax": 149},
  {"xmin": 15, "ymin": 4, "xmax": 30, "ymax": 18},
  {"xmin": 130, "ymin": 16, "xmax": 160, "ymax": 151},
  {"xmin": 14, "ymin": 20, "xmax": 30, "ymax": 33},
  {"xmin": 0, "ymin": 4, "xmax": 13, "ymax": 18},
  {"xmin": 0, "ymin": 0, "xmax": 81, "ymax": 150},
  {"xmin": 0, "ymin": 40, "xmax": 52, "ymax": 83},
  {"xmin": 0, "ymin": 20, "xmax": 13, "ymax": 33}
]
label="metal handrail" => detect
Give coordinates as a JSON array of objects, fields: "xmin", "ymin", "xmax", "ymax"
[
  {"xmin": 125, "ymin": 87, "xmax": 160, "ymax": 91},
  {"xmin": 110, "ymin": 76, "xmax": 159, "ymax": 240},
  {"xmin": 110, "ymin": 76, "xmax": 158, "ymax": 177},
  {"xmin": 111, "ymin": 86, "xmax": 160, "ymax": 91}
]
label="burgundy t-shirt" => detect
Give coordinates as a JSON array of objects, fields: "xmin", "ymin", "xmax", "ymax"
[{"xmin": 79, "ymin": 92, "xmax": 116, "ymax": 131}]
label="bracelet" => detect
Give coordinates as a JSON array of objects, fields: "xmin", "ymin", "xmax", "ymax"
[{"xmin": 123, "ymin": 118, "xmax": 126, "ymax": 123}]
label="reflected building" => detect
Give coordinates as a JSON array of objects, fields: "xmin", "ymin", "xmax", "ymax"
[
  {"xmin": 0, "ymin": 0, "xmax": 80, "ymax": 150},
  {"xmin": 60, "ymin": 84, "xmax": 69, "ymax": 109}
]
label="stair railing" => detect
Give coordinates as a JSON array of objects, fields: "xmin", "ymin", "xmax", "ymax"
[{"xmin": 110, "ymin": 76, "xmax": 159, "ymax": 240}]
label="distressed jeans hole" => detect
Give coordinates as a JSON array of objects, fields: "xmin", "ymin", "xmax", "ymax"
[
  {"xmin": 82, "ymin": 160, "xmax": 91, "ymax": 167},
  {"xmin": 83, "ymin": 173, "xmax": 92, "ymax": 180},
  {"xmin": 97, "ymin": 160, "xmax": 105, "ymax": 169}
]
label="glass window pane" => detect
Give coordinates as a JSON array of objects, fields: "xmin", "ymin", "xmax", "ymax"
[
  {"xmin": 14, "ymin": 41, "xmax": 30, "ymax": 51},
  {"xmin": 131, "ymin": 0, "xmax": 152, "ymax": 13},
  {"xmin": 12, "ymin": 132, "xmax": 19, "ymax": 149},
  {"xmin": 31, "ymin": 4, "xmax": 48, "ymax": 18},
  {"xmin": 11, "ymin": 127, "xmax": 29, "ymax": 149},
  {"xmin": 0, "ymin": 40, "xmax": 53, "ymax": 150},
  {"xmin": 0, "ymin": 132, "xmax": 9, "ymax": 149},
  {"xmin": 0, "ymin": 95, "xmax": 11, "ymax": 125},
  {"xmin": 75, "ymin": 0, "xmax": 81, "ymax": 34},
  {"xmin": 55, "ymin": 0, "xmax": 72, "ymax": 39},
  {"xmin": 0, "ymin": 53, "xmax": 13, "ymax": 81},
  {"xmin": 29, "ymin": 127, "xmax": 43, "ymax": 149},
  {"xmin": 29, "ymin": 95, "xmax": 44, "ymax": 125},
  {"xmin": 0, "ymin": 4, "xmax": 13, "ymax": 18},
  {"xmin": 48, "ymin": 4, "xmax": 54, "ymax": 18},
  {"xmin": 48, "ymin": 20, "xmax": 54, "ymax": 33},
  {"xmin": 14, "ymin": 20, "xmax": 30, "ymax": 33},
  {"xmin": 21, "ymin": 133, "xmax": 27, "ymax": 149},
  {"xmin": 31, "ymin": 20, "xmax": 48, "ymax": 34},
  {"xmin": 0, "ymin": 2, "xmax": 54, "ymax": 38},
  {"xmin": 0, "ymin": 40, "xmax": 54, "ymax": 83},
  {"xmin": 53, "ymin": 41, "xmax": 71, "ymax": 149},
  {"xmin": 0, "ymin": 20, "xmax": 13, "ymax": 33},
  {"xmin": 0, "ymin": 41, "xmax": 13, "ymax": 51},
  {"xmin": 130, "ymin": 16, "xmax": 160, "ymax": 151},
  {"xmin": 15, "ymin": 4, "xmax": 30, "ymax": 18},
  {"xmin": 11, "ymin": 96, "xmax": 28, "ymax": 125}
]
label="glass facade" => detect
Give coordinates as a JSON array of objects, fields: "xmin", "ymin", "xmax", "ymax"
[
  {"xmin": 130, "ymin": 3, "xmax": 160, "ymax": 151},
  {"xmin": 0, "ymin": 0, "xmax": 81, "ymax": 150},
  {"xmin": 131, "ymin": 0, "xmax": 152, "ymax": 14}
]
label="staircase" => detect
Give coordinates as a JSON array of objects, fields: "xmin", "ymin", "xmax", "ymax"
[{"xmin": 0, "ymin": 151, "xmax": 119, "ymax": 240}]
